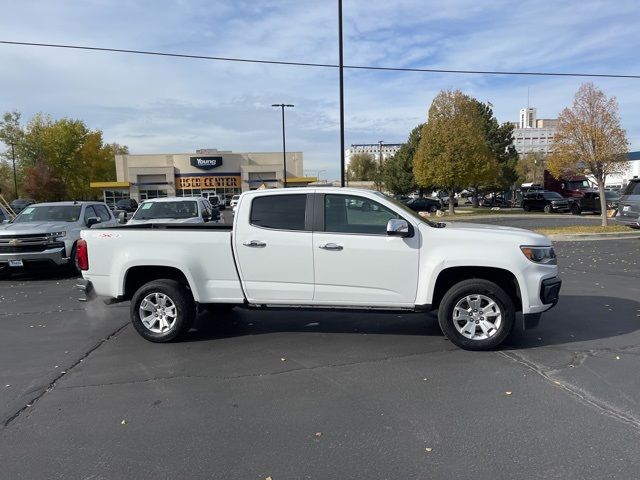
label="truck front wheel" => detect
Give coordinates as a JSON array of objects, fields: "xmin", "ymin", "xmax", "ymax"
[
  {"xmin": 130, "ymin": 279, "xmax": 196, "ymax": 342},
  {"xmin": 437, "ymin": 279, "xmax": 515, "ymax": 351}
]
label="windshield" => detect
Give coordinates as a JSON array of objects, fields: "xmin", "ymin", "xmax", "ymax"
[
  {"xmin": 566, "ymin": 180, "xmax": 590, "ymax": 190},
  {"xmin": 623, "ymin": 181, "xmax": 640, "ymax": 196},
  {"xmin": 13, "ymin": 205, "xmax": 81, "ymax": 223},
  {"xmin": 232, "ymin": 195, "xmax": 240, "ymax": 200},
  {"xmin": 375, "ymin": 193, "xmax": 441, "ymax": 227},
  {"xmin": 604, "ymin": 191, "xmax": 620, "ymax": 200},
  {"xmin": 133, "ymin": 201, "xmax": 199, "ymax": 220},
  {"xmin": 543, "ymin": 192, "xmax": 564, "ymax": 200}
]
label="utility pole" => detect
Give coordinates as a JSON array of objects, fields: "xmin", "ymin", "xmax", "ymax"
[
  {"xmin": 378, "ymin": 140, "xmax": 384, "ymax": 165},
  {"xmin": 272, "ymin": 104, "xmax": 294, "ymax": 188},
  {"xmin": 338, "ymin": 0, "xmax": 345, "ymax": 187},
  {"xmin": 10, "ymin": 143, "xmax": 18, "ymax": 198}
]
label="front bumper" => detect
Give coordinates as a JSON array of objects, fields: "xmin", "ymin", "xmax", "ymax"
[
  {"xmin": 523, "ymin": 276, "xmax": 562, "ymax": 330},
  {"xmin": 0, "ymin": 247, "xmax": 70, "ymax": 267},
  {"xmin": 612, "ymin": 215, "xmax": 640, "ymax": 228}
]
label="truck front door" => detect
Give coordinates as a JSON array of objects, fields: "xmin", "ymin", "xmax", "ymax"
[
  {"xmin": 234, "ymin": 193, "xmax": 314, "ymax": 303},
  {"xmin": 312, "ymin": 193, "xmax": 420, "ymax": 306}
]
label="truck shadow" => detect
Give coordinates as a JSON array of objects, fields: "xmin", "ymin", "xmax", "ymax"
[{"xmin": 188, "ymin": 295, "xmax": 640, "ymax": 349}]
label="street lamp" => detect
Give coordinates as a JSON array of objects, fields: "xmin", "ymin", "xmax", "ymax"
[
  {"xmin": 378, "ymin": 140, "xmax": 384, "ymax": 164},
  {"xmin": 272, "ymin": 103, "xmax": 294, "ymax": 188},
  {"xmin": 317, "ymin": 170, "xmax": 326, "ymax": 183},
  {"xmin": 10, "ymin": 143, "xmax": 17, "ymax": 198}
]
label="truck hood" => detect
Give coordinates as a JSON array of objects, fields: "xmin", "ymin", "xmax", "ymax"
[
  {"xmin": 127, "ymin": 218, "xmax": 203, "ymax": 225},
  {"xmin": 441, "ymin": 222, "xmax": 551, "ymax": 245},
  {"xmin": 0, "ymin": 222, "xmax": 74, "ymax": 235}
]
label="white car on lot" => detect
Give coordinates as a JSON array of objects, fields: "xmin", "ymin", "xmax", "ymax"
[
  {"xmin": 79, "ymin": 187, "xmax": 561, "ymax": 351},
  {"xmin": 125, "ymin": 197, "xmax": 219, "ymax": 225}
]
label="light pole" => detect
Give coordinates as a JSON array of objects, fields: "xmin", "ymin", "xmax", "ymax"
[
  {"xmin": 272, "ymin": 103, "xmax": 294, "ymax": 188},
  {"xmin": 378, "ymin": 140, "xmax": 384, "ymax": 165},
  {"xmin": 10, "ymin": 143, "xmax": 18, "ymax": 198},
  {"xmin": 317, "ymin": 170, "xmax": 326, "ymax": 183},
  {"xmin": 338, "ymin": 0, "xmax": 345, "ymax": 187}
]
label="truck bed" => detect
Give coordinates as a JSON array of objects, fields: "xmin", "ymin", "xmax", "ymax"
[{"xmin": 114, "ymin": 223, "xmax": 233, "ymax": 230}]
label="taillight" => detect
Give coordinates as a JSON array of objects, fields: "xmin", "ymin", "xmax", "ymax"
[{"xmin": 76, "ymin": 239, "xmax": 89, "ymax": 271}]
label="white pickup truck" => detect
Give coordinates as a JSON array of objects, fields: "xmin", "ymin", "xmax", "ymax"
[{"xmin": 78, "ymin": 187, "xmax": 561, "ymax": 350}]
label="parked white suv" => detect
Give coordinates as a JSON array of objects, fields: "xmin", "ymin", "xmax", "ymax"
[{"xmin": 79, "ymin": 188, "xmax": 561, "ymax": 350}]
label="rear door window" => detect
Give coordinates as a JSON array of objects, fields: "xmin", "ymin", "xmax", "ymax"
[{"xmin": 250, "ymin": 194, "xmax": 307, "ymax": 231}]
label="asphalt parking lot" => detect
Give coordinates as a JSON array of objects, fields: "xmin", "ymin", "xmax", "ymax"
[{"xmin": 1, "ymin": 221, "xmax": 639, "ymax": 479}]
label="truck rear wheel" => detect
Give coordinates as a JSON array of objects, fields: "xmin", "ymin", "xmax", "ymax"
[
  {"xmin": 437, "ymin": 279, "xmax": 515, "ymax": 351},
  {"xmin": 130, "ymin": 279, "xmax": 196, "ymax": 342}
]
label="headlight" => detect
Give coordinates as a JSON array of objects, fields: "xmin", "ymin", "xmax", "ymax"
[
  {"xmin": 46, "ymin": 231, "xmax": 66, "ymax": 241},
  {"xmin": 520, "ymin": 246, "xmax": 557, "ymax": 265}
]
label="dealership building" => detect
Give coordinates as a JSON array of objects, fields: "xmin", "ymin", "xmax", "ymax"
[{"xmin": 90, "ymin": 148, "xmax": 314, "ymax": 206}]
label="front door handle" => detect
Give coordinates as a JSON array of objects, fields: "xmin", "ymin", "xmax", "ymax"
[
  {"xmin": 243, "ymin": 240, "xmax": 266, "ymax": 248},
  {"xmin": 319, "ymin": 243, "xmax": 343, "ymax": 251}
]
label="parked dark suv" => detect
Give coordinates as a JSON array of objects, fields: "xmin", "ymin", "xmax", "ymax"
[
  {"xmin": 404, "ymin": 197, "xmax": 442, "ymax": 213},
  {"xmin": 614, "ymin": 178, "xmax": 640, "ymax": 228},
  {"xmin": 115, "ymin": 198, "xmax": 139, "ymax": 213},
  {"xmin": 522, "ymin": 191, "xmax": 571, "ymax": 213}
]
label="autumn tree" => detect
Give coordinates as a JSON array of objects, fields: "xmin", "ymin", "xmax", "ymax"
[
  {"xmin": 381, "ymin": 124, "xmax": 423, "ymax": 195},
  {"xmin": 0, "ymin": 111, "xmax": 127, "ymax": 201},
  {"xmin": 516, "ymin": 152, "xmax": 546, "ymax": 185},
  {"xmin": 347, "ymin": 153, "xmax": 378, "ymax": 181},
  {"xmin": 547, "ymin": 83, "xmax": 629, "ymax": 225},
  {"xmin": 414, "ymin": 90, "xmax": 497, "ymax": 214}
]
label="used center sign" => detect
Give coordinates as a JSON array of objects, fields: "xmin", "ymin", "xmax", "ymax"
[{"xmin": 190, "ymin": 156, "xmax": 223, "ymax": 170}]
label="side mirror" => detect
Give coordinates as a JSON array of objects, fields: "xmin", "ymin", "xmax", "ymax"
[
  {"xmin": 387, "ymin": 218, "xmax": 410, "ymax": 237},
  {"xmin": 202, "ymin": 211, "xmax": 211, "ymax": 222},
  {"xmin": 118, "ymin": 211, "xmax": 128, "ymax": 224},
  {"xmin": 86, "ymin": 217, "xmax": 101, "ymax": 228}
]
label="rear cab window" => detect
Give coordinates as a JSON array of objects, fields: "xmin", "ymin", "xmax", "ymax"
[{"xmin": 250, "ymin": 194, "xmax": 308, "ymax": 231}]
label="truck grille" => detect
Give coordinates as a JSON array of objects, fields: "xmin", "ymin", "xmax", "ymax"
[{"xmin": 0, "ymin": 235, "xmax": 65, "ymax": 254}]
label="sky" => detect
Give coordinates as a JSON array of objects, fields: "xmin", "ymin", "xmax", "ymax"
[{"xmin": 1, "ymin": 0, "xmax": 639, "ymax": 180}]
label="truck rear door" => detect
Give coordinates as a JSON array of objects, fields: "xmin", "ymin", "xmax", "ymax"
[{"xmin": 233, "ymin": 192, "xmax": 314, "ymax": 303}]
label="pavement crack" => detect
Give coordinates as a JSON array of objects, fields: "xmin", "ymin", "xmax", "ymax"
[
  {"xmin": 2, "ymin": 322, "xmax": 130, "ymax": 428},
  {"xmin": 57, "ymin": 348, "xmax": 457, "ymax": 391},
  {"xmin": 498, "ymin": 350, "xmax": 640, "ymax": 433}
]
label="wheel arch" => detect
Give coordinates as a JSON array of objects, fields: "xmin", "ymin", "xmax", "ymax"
[
  {"xmin": 430, "ymin": 266, "xmax": 522, "ymax": 312},
  {"xmin": 123, "ymin": 265, "xmax": 194, "ymax": 301}
]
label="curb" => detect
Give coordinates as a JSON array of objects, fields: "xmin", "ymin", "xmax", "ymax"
[{"xmin": 545, "ymin": 231, "xmax": 640, "ymax": 242}]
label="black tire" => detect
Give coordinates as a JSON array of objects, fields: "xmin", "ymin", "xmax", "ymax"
[
  {"xmin": 437, "ymin": 279, "xmax": 515, "ymax": 351},
  {"xmin": 429, "ymin": 205, "xmax": 438, "ymax": 213},
  {"xmin": 543, "ymin": 204, "xmax": 552, "ymax": 214},
  {"xmin": 67, "ymin": 243, "xmax": 81, "ymax": 276},
  {"xmin": 571, "ymin": 204, "xmax": 581, "ymax": 215},
  {"xmin": 522, "ymin": 204, "xmax": 530, "ymax": 212},
  {"xmin": 130, "ymin": 279, "xmax": 196, "ymax": 342}
]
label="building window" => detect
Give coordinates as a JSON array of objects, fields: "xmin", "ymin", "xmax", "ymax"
[
  {"xmin": 103, "ymin": 189, "xmax": 130, "ymax": 209},
  {"xmin": 139, "ymin": 189, "xmax": 168, "ymax": 200}
]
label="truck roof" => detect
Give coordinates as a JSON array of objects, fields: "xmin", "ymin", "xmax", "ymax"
[
  {"xmin": 31, "ymin": 201, "xmax": 106, "ymax": 207},
  {"xmin": 241, "ymin": 187, "xmax": 382, "ymax": 197},
  {"xmin": 139, "ymin": 197, "xmax": 202, "ymax": 203}
]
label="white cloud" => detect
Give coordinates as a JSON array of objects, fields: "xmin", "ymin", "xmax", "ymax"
[{"xmin": 1, "ymin": 0, "xmax": 639, "ymax": 181}]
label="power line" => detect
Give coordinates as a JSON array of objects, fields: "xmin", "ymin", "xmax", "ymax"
[{"xmin": 2, "ymin": 40, "xmax": 640, "ymax": 80}]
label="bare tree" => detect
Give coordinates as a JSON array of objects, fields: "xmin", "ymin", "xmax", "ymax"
[{"xmin": 547, "ymin": 83, "xmax": 629, "ymax": 226}]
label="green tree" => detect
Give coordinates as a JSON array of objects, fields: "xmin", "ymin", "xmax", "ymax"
[
  {"xmin": 414, "ymin": 90, "xmax": 496, "ymax": 214},
  {"xmin": 547, "ymin": 83, "xmax": 629, "ymax": 226},
  {"xmin": 347, "ymin": 153, "xmax": 378, "ymax": 181},
  {"xmin": 469, "ymin": 101, "xmax": 518, "ymax": 206},
  {"xmin": 381, "ymin": 124, "xmax": 423, "ymax": 195}
]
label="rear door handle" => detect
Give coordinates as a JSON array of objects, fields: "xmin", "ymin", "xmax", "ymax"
[
  {"xmin": 319, "ymin": 243, "xmax": 343, "ymax": 251},
  {"xmin": 243, "ymin": 240, "xmax": 266, "ymax": 248}
]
